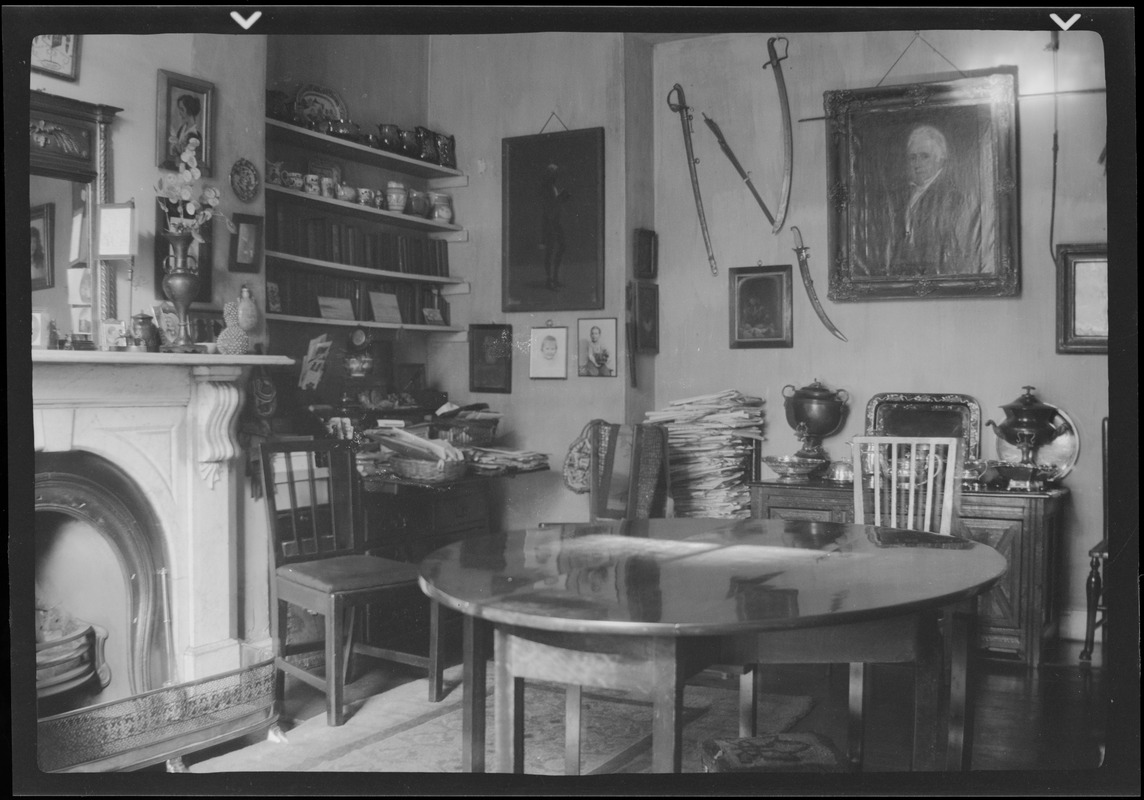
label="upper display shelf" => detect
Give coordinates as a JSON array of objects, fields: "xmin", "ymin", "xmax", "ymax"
[{"xmin": 266, "ymin": 119, "xmax": 465, "ymax": 181}]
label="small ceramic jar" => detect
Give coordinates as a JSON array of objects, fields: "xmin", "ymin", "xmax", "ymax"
[
  {"xmin": 428, "ymin": 191, "xmax": 453, "ymax": 223},
  {"xmin": 371, "ymin": 190, "xmax": 387, "ymax": 210},
  {"xmin": 265, "ymin": 160, "xmax": 285, "ymax": 186},
  {"xmin": 377, "ymin": 124, "xmax": 402, "ymax": 153},
  {"xmin": 303, "ymin": 173, "xmax": 322, "ymax": 194},
  {"xmin": 335, "ymin": 183, "xmax": 357, "ymax": 203},
  {"xmin": 320, "ymin": 176, "xmax": 337, "ymax": 198},
  {"xmin": 284, "ymin": 172, "xmax": 304, "ymax": 190},
  {"xmin": 405, "ymin": 188, "xmax": 430, "ymax": 217},
  {"xmin": 357, "ymin": 187, "xmax": 375, "ymax": 206},
  {"xmin": 385, "ymin": 181, "xmax": 407, "ymax": 213}
]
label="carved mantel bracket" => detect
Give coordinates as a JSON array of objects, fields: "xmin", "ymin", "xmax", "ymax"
[{"xmin": 192, "ymin": 365, "xmax": 245, "ymax": 487}]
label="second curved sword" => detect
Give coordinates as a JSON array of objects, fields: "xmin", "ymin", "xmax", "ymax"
[
  {"xmin": 792, "ymin": 226, "xmax": 847, "ymax": 342},
  {"xmin": 763, "ymin": 36, "xmax": 793, "ymax": 235}
]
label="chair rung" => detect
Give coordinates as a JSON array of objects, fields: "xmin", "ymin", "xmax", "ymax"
[
  {"xmin": 354, "ymin": 643, "xmax": 432, "ymax": 670},
  {"xmin": 276, "ymin": 657, "xmax": 329, "ymax": 692}
]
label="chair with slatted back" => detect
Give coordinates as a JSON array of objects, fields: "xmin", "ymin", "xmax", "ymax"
[
  {"xmin": 1080, "ymin": 417, "xmax": 1109, "ymax": 662},
  {"xmin": 588, "ymin": 420, "xmax": 672, "ymax": 521},
  {"xmin": 258, "ymin": 438, "xmax": 445, "ymax": 726}
]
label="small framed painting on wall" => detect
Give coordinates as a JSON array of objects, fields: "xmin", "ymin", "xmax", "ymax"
[
  {"xmin": 469, "ymin": 324, "xmax": 513, "ymax": 393},
  {"xmin": 729, "ymin": 265, "xmax": 793, "ymax": 349},
  {"xmin": 577, "ymin": 318, "xmax": 617, "ymax": 378},
  {"xmin": 529, "ymin": 326, "xmax": 568, "ymax": 379},
  {"xmin": 1056, "ymin": 242, "xmax": 1108, "ymax": 354}
]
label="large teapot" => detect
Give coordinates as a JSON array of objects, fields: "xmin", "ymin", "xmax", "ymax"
[
  {"xmin": 782, "ymin": 379, "xmax": 849, "ymax": 461},
  {"xmin": 985, "ymin": 386, "xmax": 1070, "ymax": 465}
]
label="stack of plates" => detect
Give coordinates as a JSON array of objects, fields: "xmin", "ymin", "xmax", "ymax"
[{"xmin": 646, "ymin": 389, "xmax": 765, "ymax": 519}]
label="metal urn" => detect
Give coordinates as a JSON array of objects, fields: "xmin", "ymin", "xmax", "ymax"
[{"xmin": 782, "ymin": 379, "xmax": 849, "ymax": 466}]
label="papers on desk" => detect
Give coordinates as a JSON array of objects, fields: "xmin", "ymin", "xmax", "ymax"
[
  {"xmin": 646, "ymin": 389, "xmax": 765, "ymax": 520},
  {"xmin": 464, "ymin": 447, "xmax": 549, "ymax": 475}
]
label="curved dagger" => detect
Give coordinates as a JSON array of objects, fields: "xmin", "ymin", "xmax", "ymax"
[
  {"xmin": 702, "ymin": 112, "xmax": 775, "ymax": 227},
  {"xmin": 792, "ymin": 226, "xmax": 848, "ymax": 342},
  {"xmin": 667, "ymin": 83, "xmax": 718, "ymax": 275},
  {"xmin": 763, "ymin": 37, "xmax": 793, "ymax": 235}
]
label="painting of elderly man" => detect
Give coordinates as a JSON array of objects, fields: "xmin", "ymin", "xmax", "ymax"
[{"xmin": 825, "ymin": 71, "xmax": 1019, "ymax": 300}]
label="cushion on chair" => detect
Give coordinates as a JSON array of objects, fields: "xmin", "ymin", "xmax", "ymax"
[
  {"xmin": 277, "ymin": 554, "xmax": 420, "ymax": 593},
  {"xmin": 698, "ymin": 733, "xmax": 847, "ymax": 773}
]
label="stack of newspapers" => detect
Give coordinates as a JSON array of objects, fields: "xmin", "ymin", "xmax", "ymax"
[
  {"xmin": 645, "ymin": 389, "xmax": 765, "ymax": 519},
  {"xmin": 463, "ymin": 447, "xmax": 549, "ymax": 476}
]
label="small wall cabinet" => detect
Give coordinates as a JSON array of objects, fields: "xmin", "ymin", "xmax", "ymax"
[{"xmin": 750, "ymin": 479, "xmax": 1068, "ymax": 667}]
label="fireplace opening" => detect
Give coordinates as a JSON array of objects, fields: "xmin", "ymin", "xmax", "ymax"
[{"xmin": 34, "ymin": 451, "xmax": 173, "ymax": 718}]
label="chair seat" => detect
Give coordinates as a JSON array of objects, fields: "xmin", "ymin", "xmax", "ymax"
[
  {"xmin": 277, "ymin": 554, "xmax": 419, "ymax": 594},
  {"xmin": 699, "ymin": 733, "xmax": 848, "ymax": 773}
]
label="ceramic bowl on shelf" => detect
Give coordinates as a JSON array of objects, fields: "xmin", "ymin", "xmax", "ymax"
[{"xmin": 761, "ymin": 455, "xmax": 827, "ymax": 482}]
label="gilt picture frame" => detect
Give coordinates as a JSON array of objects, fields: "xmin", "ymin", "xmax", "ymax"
[
  {"xmin": 156, "ymin": 70, "xmax": 215, "ymax": 176},
  {"xmin": 469, "ymin": 324, "xmax": 514, "ymax": 394},
  {"xmin": 1056, "ymin": 242, "xmax": 1108, "ymax": 354},
  {"xmin": 824, "ymin": 69, "xmax": 1020, "ymax": 301},
  {"xmin": 502, "ymin": 127, "xmax": 605, "ymax": 313},
  {"xmin": 729, "ymin": 265, "xmax": 793, "ymax": 349}
]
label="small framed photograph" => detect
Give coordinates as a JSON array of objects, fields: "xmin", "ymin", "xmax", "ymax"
[
  {"xmin": 153, "ymin": 304, "xmax": 181, "ymax": 348},
  {"xmin": 577, "ymin": 318, "xmax": 617, "ymax": 378},
  {"xmin": 317, "ymin": 296, "xmax": 356, "ymax": 321},
  {"xmin": 634, "ymin": 228, "xmax": 658, "ymax": 280},
  {"xmin": 633, "ymin": 282, "xmax": 659, "ymax": 353},
  {"xmin": 157, "ymin": 69, "xmax": 215, "ymax": 175},
  {"xmin": 469, "ymin": 324, "xmax": 514, "ymax": 394},
  {"xmin": 96, "ymin": 202, "xmax": 136, "ymax": 260},
  {"xmin": 31, "ymin": 35, "xmax": 81, "ymax": 82},
  {"xmin": 98, "ymin": 319, "xmax": 127, "ymax": 351},
  {"xmin": 1056, "ymin": 243, "xmax": 1108, "ymax": 354},
  {"xmin": 31, "ymin": 202, "xmax": 55, "ymax": 291},
  {"xmin": 729, "ymin": 264, "xmax": 794, "ymax": 349},
  {"xmin": 70, "ymin": 305, "xmax": 93, "ymax": 336},
  {"xmin": 229, "ymin": 213, "xmax": 263, "ymax": 273},
  {"xmin": 32, "ymin": 310, "xmax": 50, "ymax": 349},
  {"xmin": 529, "ymin": 326, "xmax": 568, "ymax": 379},
  {"xmin": 266, "ymin": 281, "xmax": 283, "ymax": 313}
]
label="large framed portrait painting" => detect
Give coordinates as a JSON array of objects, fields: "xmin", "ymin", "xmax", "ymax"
[{"xmin": 824, "ymin": 69, "xmax": 1020, "ymax": 301}]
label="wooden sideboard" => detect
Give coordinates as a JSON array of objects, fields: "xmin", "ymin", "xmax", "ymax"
[{"xmin": 750, "ymin": 479, "xmax": 1068, "ymax": 667}]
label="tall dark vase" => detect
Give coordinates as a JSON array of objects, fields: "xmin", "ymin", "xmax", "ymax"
[{"xmin": 160, "ymin": 227, "xmax": 200, "ymax": 352}]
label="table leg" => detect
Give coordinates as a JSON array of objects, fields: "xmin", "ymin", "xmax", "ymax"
[
  {"xmin": 911, "ymin": 611, "xmax": 942, "ymax": 771},
  {"xmin": 946, "ymin": 597, "xmax": 977, "ymax": 771},
  {"xmin": 1080, "ymin": 554, "xmax": 1102, "ymax": 661},
  {"xmin": 494, "ymin": 626, "xmax": 525, "ymax": 773},
  {"xmin": 565, "ymin": 685, "xmax": 582, "ymax": 775},
  {"xmin": 650, "ymin": 637, "xmax": 684, "ymax": 774},
  {"xmin": 462, "ymin": 616, "xmax": 488, "ymax": 773},
  {"xmin": 738, "ymin": 667, "xmax": 761, "ymax": 737},
  {"xmin": 847, "ymin": 662, "xmax": 868, "ymax": 770}
]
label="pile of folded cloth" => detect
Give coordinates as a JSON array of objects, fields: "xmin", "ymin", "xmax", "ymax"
[
  {"xmin": 463, "ymin": 447, "xmax": 550, "ymax": 476},
  {"xmin": 645, "ymin": 389, "xmax": 765, "ymax": 519}
]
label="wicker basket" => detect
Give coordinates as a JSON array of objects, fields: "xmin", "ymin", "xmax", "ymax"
[
  {"xmin": 433, "ymin": 418, "xmax": 499, "ymax": 446},
  {"xmin": 391, "ymin": 456, "xmax": 468, "ymax": 483}
]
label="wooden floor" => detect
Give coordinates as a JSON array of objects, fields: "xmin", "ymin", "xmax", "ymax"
[{"xmin": 181, "ymin": 639, "xmax": 1111, "ymax": 783}]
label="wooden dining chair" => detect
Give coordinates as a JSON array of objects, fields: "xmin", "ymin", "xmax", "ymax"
[
  {"xmin": 588, "ymin": 420, "xmax": 672, "ymax": 521},
  {"xmin": 258, "ymin": 438, "xmax": 445, "ymax": 726},
  {"xmin": 1080, "ymin": 417, "xmax": 1109, "ymax": 662}
]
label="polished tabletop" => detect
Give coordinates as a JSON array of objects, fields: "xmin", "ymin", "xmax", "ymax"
[{"xmin": 418, "ymin": 518, "xmax": 1007, "ymax": 637}]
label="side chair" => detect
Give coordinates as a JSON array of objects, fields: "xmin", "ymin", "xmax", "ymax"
[{"xmin": 258, "ymin": 438, "xmax": 446, "ymax": 727}]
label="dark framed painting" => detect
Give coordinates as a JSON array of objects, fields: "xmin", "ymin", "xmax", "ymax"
[
  {"xmin": 1056, "ymin": 242, "xmax": 1108, "ymax": 354},
  {"xmin": 729, "ymin": 265, "xmax": 793, "ymax": 349},
  {"xmin": 31, "ymin": 35, "xmax": 80, "ymax": 81},
  {"xmin": 469, "ymin": 324, "xmax": 513, "ymax": 393},
  {"xmin": 156, "ymin": 70, "xmax": 215, "ymax": 176},
  {"xmin": 577, "ymin": 317, "xmax": 617, "ymax": 378},
  {"xmin": 31, "ymin": 202, "xmax": 55, "ymax": 291},
  {"xmin": 634, "ymin": 228, "xmax": 658, "ymax": 280},
  {"xmin": 154, "ymin": 200, "xmax": 212, "ymax": 305},
  {"xmin": 229, "ymin": 213, "xmax": 263, "ymax": 273},
  {"xmin": 502, "ymin": 127, "xmax": 604, "ymax": 313},
  {"xmin": 824, "ymin": 69, "xmax": 1020, "ymax": 301},
  {"xmin": 633, "ymin": 282, "xmax": 659, "ymax": 353}
]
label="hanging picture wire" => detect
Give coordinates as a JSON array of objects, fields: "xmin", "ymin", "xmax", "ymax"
[{"xmin": 538, "ymin": 110, "xmax": 570, "ymax": 135}]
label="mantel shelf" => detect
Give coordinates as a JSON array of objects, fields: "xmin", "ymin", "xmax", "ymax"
[
  {"xmin": 32, "ymin": 351, "xmax": 295, "ymax": 367},
  {"xmin": 266, "ymin": 118, "xmax": 465, "ymax": 182},
  {"xmin": 266, "ymin": 250, "xmax": 465, "ymax": 285}
]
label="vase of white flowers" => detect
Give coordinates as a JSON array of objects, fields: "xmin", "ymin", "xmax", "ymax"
[{"xmin": 155, "ymin": 137, "xmax": 235, "ymax": 351}]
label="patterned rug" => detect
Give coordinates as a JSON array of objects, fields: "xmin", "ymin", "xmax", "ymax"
[{"xmin": 190, "ymin": 666, "xmax": 814, "ymax": 774}]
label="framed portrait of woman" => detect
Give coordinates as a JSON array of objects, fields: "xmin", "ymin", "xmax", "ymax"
[{"xmin": 156, "ymin": 70, "xmax": 215, "ymax": 176}]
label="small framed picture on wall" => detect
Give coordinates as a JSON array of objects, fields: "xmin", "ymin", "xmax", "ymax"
[
  {"xmin": 729, "ymin": 264, "xmax": 794, "ymax": 349},
  {"xmin": 577, "ymin": 318, "xmax": 617, "ymax": 378},
  {"xmin": 529, "ymin": 326, "xmax": 568, "ymax": 379},
  {"xmin": 633, "ymin": 282, "xmax": 659, "ymax": 353},
  {"xmin": 469, "ymin": 324, "xmax": 514, "ymax": 394}
]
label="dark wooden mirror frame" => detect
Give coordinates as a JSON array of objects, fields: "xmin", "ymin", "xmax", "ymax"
[{"xmin": 30, "ymin": 92, "xmax": 122, "ymax": 343}]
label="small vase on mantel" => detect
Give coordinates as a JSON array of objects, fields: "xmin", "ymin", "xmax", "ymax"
[{"xmin": 160, "ymin": 223, "xmax": 201, "ymax": 353}]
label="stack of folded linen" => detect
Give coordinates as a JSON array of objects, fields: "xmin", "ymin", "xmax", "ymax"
[
  {"xmin": 463, "ymin": 446, "xmax": 550, "ymax": 476},
  {"xmin": 645, "ymin": 389, "xmax": 765, "ymax": 519}
]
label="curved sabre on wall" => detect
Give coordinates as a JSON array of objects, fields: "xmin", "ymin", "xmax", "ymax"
[
  {"xmin": 763, "ymin": 36, "xmax": 794, "ymax": 235},
  {"xmin": 667, "ymin": 83, "xmax": 718, "ymax": 276}
]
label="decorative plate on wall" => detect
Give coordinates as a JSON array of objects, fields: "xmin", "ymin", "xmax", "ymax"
[{"xmin": 230, "ymin": 158, "xmax": 260, "ymax": 203}]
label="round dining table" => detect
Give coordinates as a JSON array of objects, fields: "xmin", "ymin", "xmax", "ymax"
[{"xmin": 418, "ymin": 517, "xmax": 1006, "ymax": 774}]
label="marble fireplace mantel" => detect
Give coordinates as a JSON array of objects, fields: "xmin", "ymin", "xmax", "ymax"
[{"xmin": 33, "ymin": 350, "xmax": 294, "ymax": 682}]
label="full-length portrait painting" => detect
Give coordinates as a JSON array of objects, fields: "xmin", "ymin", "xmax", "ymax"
[
  {"xmin": 824, "ymin": 69, "xmax": 1020, "ymax": 300},
  {"xmin": 502, "ymin": 127, "xmax": 604, "ymax": 312}
]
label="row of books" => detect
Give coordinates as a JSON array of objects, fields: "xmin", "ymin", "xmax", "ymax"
[
  {"xmin": 266, "ymin": 262, "xmax": 451, "ymax": 326},
  {"xmin": 268, "ymin": 206, "xmax": 450, "ymax": 277}
]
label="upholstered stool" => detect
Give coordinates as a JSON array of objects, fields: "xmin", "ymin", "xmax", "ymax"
[{"xmin": 698, "ymin": 733, "xmax": 848, "ymax": 773}]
